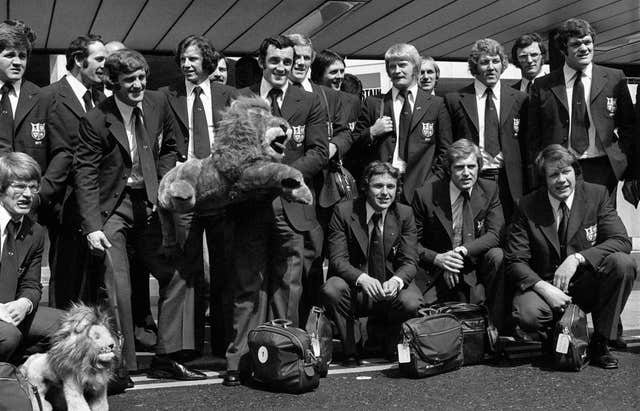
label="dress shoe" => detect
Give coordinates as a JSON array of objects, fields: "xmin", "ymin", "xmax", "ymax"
[
  {"xmin": 147, "ymin": 356, "xmax": 207, "ymax": 380},
  {"xmin": 589, "ymin": 339, "xmax": 619, "ymax": 369},
  {"xmin": 107, "ymin": 371, "xmax": 134, "ymax": 395},
  {"xmin": 608, "ymin": 336, "xmax": 627, "ymax": 350},
  {"xmin": 222, "ymin": 370, "xmax": 241, "ymax": 387},
  {"xmin": 341, "ymin": 355, "xmax": 362, "ymax": 367}
]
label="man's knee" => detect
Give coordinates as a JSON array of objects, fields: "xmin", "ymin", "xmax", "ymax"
[
  {"xmin": 482, "ymin": 247, "xmax": 504, "ymax": 272},
  {"xmin": 0, "ymin": 323, "xmax": 23, "ymax": 361},
  {"xmin": 512, "ymin": 292, "xmax": 552, "ymax": 332},
  {"xmin": 321, "ymin": 276, "xmax": 349, "ymax": 307},
  {"xmin": 397, "ymin": 285, "xmax": 424, "ymax": 316},
  {"xmin": 601, "ymin": 252, "xmax": 637, "ymax": 283}
]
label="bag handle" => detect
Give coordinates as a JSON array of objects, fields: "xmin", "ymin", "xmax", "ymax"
[
  {"xmin": 270, "ymin": 319, "xmax": 293, "ymax": 328},
  {"xmin": 417, "ymin": 307, "xmax": 439, "ymax": 317}
]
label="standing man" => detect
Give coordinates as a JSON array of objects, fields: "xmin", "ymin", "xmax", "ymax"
[
  {"xmin": 224, "ymin": 35, "xmax": 327, "ymax": 386},
  {"xmin": 511, "ymin": 33, "xmax": 547, "ymax": 94},
  {"xmin": 160, "ymin": 35, "xmax": 238, "ymax": 357},
  {"xmin": 353, "ymin": 43, "xmax": 452, "ymax": 205},
  {"xmin": 505, "ymin": 145, "xmax": 635, "ymax": 369},
  {"xmin": 445, "ymin": 38, "xmax": 529, "ymax": 221},
  {"xmin": 74, "ymin": 49, "xmax": 205, "ymax": 383},
  {"xmin": 418, "ymin": 56, "xmax": 440, "ymax": 96}
]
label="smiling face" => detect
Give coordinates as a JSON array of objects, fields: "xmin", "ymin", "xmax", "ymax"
[
  {"xmin": 210, "ymin": 58, "xmax": 227, "ymax": 85},
  {"xmin": 260, "ymin": 45, "xmax": 294, "ymax": 88},
  {"xmin": 419, "ymin": 59, "xmax": 437, "ymax": 93},
  {"xmin": 545, "ymin": 161, "xmax": 576, "ymax": 201},
  {"xmin": 366, "ymin": 172, "xmax": 397, "ymax": 212},
  {"xmin": 0, "ymin": 179, "xmax": 38, "ymax": 218},
  {"xmin": 113, "ymin": 69, "xmax": 146, "ymax": 106},
  {"xmin": 322, "ymin": 60, "xmax": 345, "ymax": 91},
  {"xmin": 386, "ymin": 58, "xmax": 417, "ymax": 90},
  {"xmin": 290, "ymin": 45, "xmax": 313, "ymax": 84},
  {"xmin": 474, "ymin": 53, "xmax": 502, "ymax": 87},
  {"xmin": 79, "ymin": 41, "xmax": 107, "ymax": 87},
  {"xmin": 563, "ymin": 35, "xmax": 593, "ymax": 71},
  {"xmin": 0, "ymin": 47, "xmax": 27, "ymax": 83},
  {"xmin": 180, "ymin": 44, "xmax": 208, "ymax": 85}
]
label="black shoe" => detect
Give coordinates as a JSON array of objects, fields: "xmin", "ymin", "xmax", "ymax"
[
  {"xmin": 147, "ymin": 356, "xmax": 207, "ymax": 380},
  {"xmin": 342, "ymin": 355, "xmax": 362, "ymax": 367},
  {"xmin": 608, "ymin": 336, "xmax": 627, "ymax": 350},
  {"xmin": 107, "ymin": 370, "xmax": 133, "ymax": 395},
  {"xmin": 223, "ymin": 370, "xmax": 241, "ymax": 386},
  {"xmin": 590, "ymin": 339, "xmax": 619, "ymax": 369}
]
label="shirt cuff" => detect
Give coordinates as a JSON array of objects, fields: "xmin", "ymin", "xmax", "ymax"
[
  {"xmin": 18, "ymin": 297, "xmax": 33, "ymax": 315},
  {"xmin": 391, "ymin": 276, "xmax": 404, "ymax": 289}
]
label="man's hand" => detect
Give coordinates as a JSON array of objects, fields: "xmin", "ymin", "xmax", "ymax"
[
  {"xmin": 443, "ymin": 270, "xmax": 459, "ymax": 289},
  {"xmin": 87, "ymin": 230, "xmax": 112, "ymax": 254},
  {"xmin": 0, "ymin": 304, "xmax": 15, "ymax": 325},
  {"xmin": 3, "ymin": 299, "xmax": 31, "ymax": 325},
  {"xmin": 329, "ymin": 143, "xmax": 338, "ymax": 159},
  {"xmin": 434, "ymin": 250, "xmax": 465, "ymax": 273},
  {"xmin": 553, "ymin": 255, "xmax": 580, "ymax": 292},
  {"xmin": 382, "ymin": 278, "xmax": 401, "ymax": 299},
  {"xmin": 369, "ymin": 116, "xmax": 393, "ymax": 138},
  {"xmin": 357, "ymin": 274, "xmax": 385, "ymax": 301},
  {"xmin": 534, "ymin": 281, "xmax": 572, "ymax": 311}
]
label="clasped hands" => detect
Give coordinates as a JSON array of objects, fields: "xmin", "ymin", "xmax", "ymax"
[
  {"xmin": 0, "ymin": 298, "xmax": 31, "ymax": 325},
  {"xmin": 357, "ymin": 274, "xmax": 401, "ymax": 302},
  {"xmin": 434, "ymin": 247, "xmax": 467, "ymax": 289}
]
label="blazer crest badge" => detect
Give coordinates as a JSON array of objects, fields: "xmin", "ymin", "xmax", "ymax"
[
  {"xmin": 476, "ymin": 218, "xmax": 484, "ymax": 234},
  {"xmin": 291, "ymin": 125, "xmax": 306, "ymax": 144},
  {"xmin": 30, "ymin": 123, "xmax": 46, "ymax": 143},
  {"xmin": 348, "ymin": 121, "xmax": 356, "ymax": 131},
  {"xmin": 606, "ymin": 97, "xmax": 617, "ymax": 118},
  {"xmin": 421, "ymin": 122, "xmax": 434, "ymax": 142},
  {"xmin": 513, "ymin": 117, "xmax": 520, "ymax": 137},
  {"xmin": 584, "ymin": 224, "xmax": 597, "ymax": 244}
]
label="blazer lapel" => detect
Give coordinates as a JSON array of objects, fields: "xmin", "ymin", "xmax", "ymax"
[
  {"xmin": 459, "ymin": 85, "xmax": 479, "ymax": 134},
  {"xmin": 281, "ymin": 86, "xmax": 302, "ymax": 120},
  {"xmin": 409, "ymin": 89, "xmax": 429, "ymax": 133},
  {"xmin": 383, "ymin": 206, "xmax": 399, "ymax": 262},
  {"xmin": 536, "ymin": 192, "xmax": 561, "ymax": 257},
  {"xmin": 14, "ymin": 217, "xmax": 33, "ymax": 270},
  {"xmin": 167, "ymin": 82, "xmax": 188, "ymax": 131},
  {"xmin": 499, "ymin": 86, "xmax": 514, "ymax": 126},
  {"xmin": 105, "ymin": 99, "xmax": 131, "ymax": 157},
  {"xmin": 58, "ymin": 76, "xmax": 85, "ymax": 118},
  {"xmin": 470, "ymin": 183, "xmax": 487, "ymax": 219},
  {"xmin": 432, "ymin": 180, "xmax": 455, "ymax": 243},
  {"xmin": 210, "ymin": 83, "xmax": 226, "ymax": 128},
  {"xmin": 549, "ymin": 70, "xmax": 569, "ymax": 114},
  {"xmin": 14, "ymin": 81, "xmax": 39, "ymax": 129},
  {"xmin": 590, "ymin": 65, "xmax": 607, "ymax": 103},
  {"xmin": 350, "ymin": 199, "xmax": 369, "ymax": 257},
  {"xmin": 566, "ymin": 183, "xmax": 587, "ymax": 244}
]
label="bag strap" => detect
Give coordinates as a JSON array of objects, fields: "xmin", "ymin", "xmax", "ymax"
[
  {"xmin": 319, "ymin": 87, "xmax": 333, "ymax": 140},
  {"xmin": 270, "ymin": 319, "xmax": 293, "ymax": 328}
]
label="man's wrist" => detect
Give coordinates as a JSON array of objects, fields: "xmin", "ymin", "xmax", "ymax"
[
  {"xmin": 572, "ymin": 253, "xmax": 585, "ymax": 265},
  {"xmin": 390, "ymin": 276, "xmax": 404, "ymax": 289},
  {"xmin": 356, "ymin": 273, "xmax": 368, "ymax": 287},
  {"xmin": 17, "ymin": 297, "xmax": 32, "ymax": 314}
]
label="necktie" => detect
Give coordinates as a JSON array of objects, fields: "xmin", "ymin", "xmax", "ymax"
[
  {"xmin": 558, "ymin": 202, "xmax": 569, "ymax": 259},
  {"xmin": 484, "ymin": 88, "xmax": 500, "ymax": 157},
  {"xmin": 2, "ymin": 219, "xmax": 18, "ymax": 266},
  {"xmin": 292, "ymin": 82, "xmax": 302, "ymax": 88},
  {"xmin": 570, "ymin": 71, "xmax": 589, "ymax": 154},
  {"xmin": 398, "ymin": 89, "xmax": 412, "ymax": 162},
  {"xmin": 192, "ymin": 86, "xmax": 211, "ymax": 159},
  {"xmin": 368, "ymin": 212, "xmax": 386, "ymax": 282},
  {"xmin": 0, "ymin": 83, "xmax": 14, "ymax": 149},
  {"xmin": 82, "ymin": 89, "xmax": 94, "ymax": 111},
  {"xmin": 454, "ymin": 191, "xmax": 474, "ymax": 247},
  {"xmin": 525, "ymin": 81, "xmax": 532, "ymax": 95},
  {"xmin": 132, "ymin": 107, "xmax": 159, "ymax": 204},
  {"xmin": 268, "ymin": 88, "xmax": 283, "ymax": 117}
]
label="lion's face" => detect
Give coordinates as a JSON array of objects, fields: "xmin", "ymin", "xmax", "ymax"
[{"xmin": 88, "ymin": 323, "xmax": 117, "ymax": 364}]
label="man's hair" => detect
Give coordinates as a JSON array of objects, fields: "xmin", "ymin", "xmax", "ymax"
[
  {"xmin": 212, "ymin": 50, "xmax": 227, "ymax": 66},
  {"xmin": 174, "ymin": 35, "xmax": 218, "ymax": 75},
  {"xmin": 535, "ymin": 144, "xmax": 582, "ymax": 179},
  {"xmin": 341, "ymin": 73, "xmax": 363, "ymax": 99},
  {"xmin": 384, "ymin": 43, "xmax": 421, "ymax": 78},
  {"xmin": 0, "ymin": 19, "xmax": 36, "ymax": 55},
  {"xmin": 420, "ymin": 55, "xmax": 440, "ymax": 79},
  {"xmin": 445, "ymin": 139, "xmax": 483, "ymax": 174},
  {"xmin": 361, "ymin": 161, "xmax": 401, "ymax": 193},
  {"xmin": 0, "ymin": 152, "xmax": 41, "ymax": 192},
  {"xmin": 285, "ymin": 33, "xmax": 316, "ymax": 60},
  {"xmin": 555, "ymin": 18, "xmax": 596, "ymax": 53},
  {"xmin": 258, "ymin": 35, "xmax": 294, "ymax": 66},
  {"xmin": 511, "ymin": 33, "xmax": 546, "ymax": 69},
  {"xmin": 235, "ymin": 54, "xmax": 262, "ymax": 88},
  {"xmin": 310, "ymin": 49, "xmax": 344, "ymax": 84},
  {"xmin": 468, "ymin": 38, "xmax": 508, "ymax": 76},
  {"xmin": 65, "ymin": 34, "xmax": 103, "ymax": 71},
  {"xmin": 104, "ymin": 49, "xmax": 149, "ymax": 89}
]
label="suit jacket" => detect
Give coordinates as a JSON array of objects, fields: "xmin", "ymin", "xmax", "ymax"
[
  {"xmin": 445, "ymin": 82, "xmax": 530, "ymax": 198},
  {"xmin": 0, "ymin": 215, "xmax": 44, "ymax": 309},
  {"xmin": 353, "ymin": 88, "xmax": 453, "ymax": 204},
  {"xmin": 160, "ymin": 80, "xmax": 239, "ymax": 161},
  {"xmin": 74, "ymin": 91, "xmax": 178, "ymax": 234},
  {"xmin": 505, "ymin": 181, "xmax": 631, "ymax": 292},
  {"xmin": 309, "ymin": 83, "xmax": 352, "ymax": 158},
  {"xmin": 240, "ymin": 83, "xmax": 328, "ymax": 231},
  {"xmin": 328, "ymin": 198, "xmax": 418, "ymax": 287},
  {"xmin": 511, "ymin": 80, "xmax": 523, "ymax": 92},
  {"xmin": 528, "ymin": 65, "xmax": 636, "ymax": 180}
]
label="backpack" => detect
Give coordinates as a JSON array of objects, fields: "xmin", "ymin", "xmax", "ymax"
[{"xmin": 0, "ymin": 362, "xmax": 43, "ymax": 411}]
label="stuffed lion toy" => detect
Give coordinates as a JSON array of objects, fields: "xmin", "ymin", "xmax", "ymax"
[{"xmin": 20, "ymin": 304, "xmax": 119, "ymax": 411}]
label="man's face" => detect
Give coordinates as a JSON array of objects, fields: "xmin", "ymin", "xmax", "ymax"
[
  {"xmin": 113, "ymin": 69, "xmax": 146, "ymax": 106},
  {"xmin": 180, "ymin": 44, "xmax": 207, "ymax": 84},
  {"xmin": 1, "ymin": 179, "xmax": 38, "ymax": 218},
  {"xmin": 322, "ymin": 61, "xmax": 345, "ymax": 91},
  {"xmin": 387, "ymin": 58, "xmax": 417, "ymax": 90},
  {"xmin": 419, "ymin": 60, "xmax": 437, "ymax": 93},
  {"xmin": 516, "ymin": 42, "xmax": 543, "ymax": 80},
  {"xmin": 210, "ymin": 58, "xmax": 227, "ymax": 85},
  {"xmin": 563, "ymin": 35, "xmax": 593, "ymax": 71},
  {"xmin": 545, "ymin": 161, "xmax": 576, "ymax": 201},
  {"xmin": 0, "ymin": 47, "xmax": 27, "ymax": 83},
  {"xmin": 475, "ymin": 53, "xmax": 502, "ymax": 87},
  {"xmin": 450, "ymin": 154, "xmax": 479, "ymax": 192},
  {"xmin": 366, "ymin": 172, "xmax": 397, "ymax": 212},
  {"xmin": 79, "ymin": 41, "xmax": 107, "ymax": 87},
  {"xmin": 290, "ymin": 45, "xmax": 313, "ymax": 84},
  {"xmin": 260, "ymin": 45, "xmax": 293, "ymax": 88}
]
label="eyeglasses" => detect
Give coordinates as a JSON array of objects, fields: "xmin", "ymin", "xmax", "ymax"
[
  {"xmin": 9, "ymin": 182, "xmax": 40, "ymax": 194},
  {"xmin": 517, "ymin": 52, "xmax": 541, "ymax": 61}
]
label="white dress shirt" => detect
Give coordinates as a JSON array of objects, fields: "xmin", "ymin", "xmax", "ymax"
[
  {"xmin": 185, "ymin": 78, "xmax": 216, "ymax": 160},
  {"xmin": 114, "ymin": 97, "xmax": 144, "ymax": 188},
  {"xmin": 65, "ymin": 73, "xmax": 91, "ymax": 111},
  {"xmin": 0, "ymin": 204, "xmax": 31, "ymax": 314},
  {"xmin": 391, "ymin": 84, "xmax": 418, "ymax": 172},
  {"xmin": 260, "ymin": 77, "xmax": 288, "ymax": 110},
  {"xmin": 0, "ymin": 79, "xmax": 21, "ymax": 117},
  {"xmin": 474, "ymin": 79, "xmax": 503, "ymax": 170},
  {"xmin": 547, "ymin": 191, "xmax": 575, "ymax": 230}
]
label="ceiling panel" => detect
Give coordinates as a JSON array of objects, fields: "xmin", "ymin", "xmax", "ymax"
[
  {"xmin": 10, "ymin": 0, "xmax": 52, "ymax": 49},
  {"xmin": 46, "ymin": 0, "xmax": 101, "ymax": 49},
  {"xmin": 90, "ymin": 0, "xmax": 147, "ymax": 45},
  {"xmin": 123, "ymin": 0, "xmax": 192, "ymax": 50}
]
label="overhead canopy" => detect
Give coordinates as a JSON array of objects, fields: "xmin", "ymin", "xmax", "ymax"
[{"xmin": 8, "ymin": 0, "xmax": 640, "ymax": 65}]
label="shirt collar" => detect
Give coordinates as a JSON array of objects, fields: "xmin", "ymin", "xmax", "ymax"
[
  {"xmin": 290, "ymin": 77, "xmax": 313, "ymax": 93},
  {"xmin": 114, "ymin": 96, "xmax": 142, "ymax": 123},
  {"xmin": 392, "ymin": 83, "xmax": 418, "ymax": 101},
  {"xmin": 185, "ymin": 77, "xmax": 211, "ymax": 98},
  {"xmin": 0, "ymin": 203, "xmax": 23, "ymax": 234},
  {"xmin": 65, "ymin": 72, "xmax": 89, "ymax": 102},
  {"xmin": 449, "ymin": 180, "xmax": 472, "ymax": 203},
  {"xmin": 547, "ymin": 190, "xmax": 575, "ymax": 214},
  {"xmin": 563, "ymin": 62, "xmax": 592, "ymax": 84},
  {"xmin": 260, "ymin": 77, "xmax": 288, "ymax": 100},
  {"xmin": 474, "ymin": 78, "xmax": 500, "ymax": 98},
  {"xmin": 0, "ymin": 78, "xmax": 22, "ymax": 95},
  {"xmin": 365, "ymin": 201, "xmax": 388, "ymax": 225}
]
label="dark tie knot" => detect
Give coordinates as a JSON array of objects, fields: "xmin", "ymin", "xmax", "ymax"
[
  {"xmin": 193, "ymin": 86, "xmax": 203, "ymax": 96},
  {"xmin": 485, "ymin": 87, "xmax": 494, "ymax": 98},
  {"xmin": 1, "ymin": 83, "xmax": 13, "ymax": 95},
  {"xmin": 268, "ymin": 88, "xmax": 283, "ymax": 99},
  {"xmin": 292, "ymin": 82, "xmax": 303, "ymax": 88},
  {"xmin": 461, "ymin": 190, "xmax": 471, "ymax": 201},
  {"xmin": 6, "ymin": 219, "xmax": 19, "ymax": 237},
  {"xmin": 371, "ymin": 212, "xmax": 382, "ymax": 226},
  {"xmin": 133, "ymin": 106, "xmax": 142, "ymax": 118},
  {"xmin": 399, "ymin": 88, "xmax": 410, "ymax": 99},
  {"xmin": 559, "ymin": 201, "xmax": 569, "ymax": 214}
]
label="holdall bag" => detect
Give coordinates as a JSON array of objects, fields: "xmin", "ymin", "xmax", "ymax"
[
  {"xmin": 398, "ymin": 308, "xmax": 463, "ymax": 378},
  {"xmin": 431, "ymin": 302, "xmax": 498, "ymax": 365},
  {"xmin": 248, "ymin": 319, "xmax": 320, "ymax": 393},
  {"xmin": 0, "ymin": 362, "xmax": 43, "ymax": 411},
  {"xmin": 304, "ymin": 306, "xmax": 333, "ymax": 377},
  {"xmin": 552, "ymin": 303, "xmax": 590, "ymax": 371}
]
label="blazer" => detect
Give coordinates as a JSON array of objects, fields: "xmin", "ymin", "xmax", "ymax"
[
  {"xmin": 160, "ymin": 80, "xmax": 239, "ymax": 161},
  {"xmin": 445, "ymin": 82, "xmax": 530, "ymax": 198},
  {"xmin": 528, "ymin": 65, "xmax": 636, "ymax": 180},
  {"xmin": 0, "ymin": 215, "xmax": 44, "ymax": 309},
  {"xmin": 310, "ymin": 83, "xmax": 352, "ymax": 159},
  {"xmin": 327, "ymin": 198, "xmax": 418, "ymax": 287},
  {"xmin": 505, "ymin": 181, "xmax": 631, "ymax": 292},
  {"xmin": 240, "ymin": 83, "xmax": 328, "ymax": 231},
  {"xmin": 353, "ymin": 88, "xmax": 453, "ymax": 204},
  {"xmin": 74, "ymin": 91, "xmax": 178, "ymax": 234}
]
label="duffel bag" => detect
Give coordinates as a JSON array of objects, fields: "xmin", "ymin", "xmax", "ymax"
[
  {"xmin": 304, "ymin": 306, "xmax": 333, "ymax": 377},
  {"xmin": 553, "ymin": 303, "xmax": 590, "ymax": 371},
  {"xmin": 398, "ymin": 308, "xmax": 463, "ymax": 378},
  {"xmin": 0, "ymin": 362, "xmax": 43, "ymax": 411},
  {"xmin": 248, "ymin": 319, "xmax": 320, "ymax": 393}
]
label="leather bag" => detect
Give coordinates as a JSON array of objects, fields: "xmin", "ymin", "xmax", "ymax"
[
  {"xmin": 304, "ymin": 306, "xmax": 333, "ymax": 377},
  {"xmin": 552, "ymin": 304, "xmax": 590, "ymax": 371}
]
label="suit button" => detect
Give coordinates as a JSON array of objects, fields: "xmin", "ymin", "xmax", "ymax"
[
  {"xmin": 179, "ymin": 155, "xmax": 187, "ymax": 162},
  {"xmin": 122, "ymin": 174, "xmax": 127, "ymax": 180},
  {"xmin": 113, "ymin": 192, "xmax": 119, "ymax": 198},
  {"xmin": 102, "ymin": 211, "xmax": 109, "ymax": 216}
]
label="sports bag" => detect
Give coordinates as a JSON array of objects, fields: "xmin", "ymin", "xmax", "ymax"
[
  {"xmin": 0, "ymin": 362, "xmax": 43, "ymax": 411},
  {"xmin": 431, "ymin": 302, "xmax": 498, "ymax": 365},
  {"xmin": 398, "ymin": 308, "xmax": 463, "ymax": 378},
  {"xmin": 552, "ymin": 304, "xmax": 590, "ymax": 371},
  {"xmin": 304, "ymin": 306, "xmax": 333, "ymax": 377},
  {"xmin": 248, "ymin": 319, "xmax": 320, "ymax": 393}
]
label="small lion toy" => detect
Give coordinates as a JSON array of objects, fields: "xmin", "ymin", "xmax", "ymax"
[{"xmin": 20, "ymin": 304, "xmax": 119, "ymax": 411}]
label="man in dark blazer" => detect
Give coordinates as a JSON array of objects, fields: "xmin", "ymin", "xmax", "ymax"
[
  {"xmin": 74, "ymin": 50, "xmax": 205, "ymax": 383},
  {"xmin": 412, "ymin": 139, "xmax": 506, "ymax": 331},
  {"xmin": 445, "ymin": 39, "xmax": 529, "ymax": 221},
  {"xmin": 159, "ymin": 35, "xmax": 239, "ymax": 357},
  {"xmin": 510, "ymin": 33, "xmax": 547, "ymax": 94},
  {"xmin": 223, "ymin": 35, "xmax": 327, "ymax": 386},
  {"xmin": 0, "ymin": 152, "xmax": 62, "ymax": 363},
  {"xmin": 322, "ymin": 161, "xmax": 423, "ymax": 365},
  {"xmin": 353, "ymin": 43, "xmax": 452, "ymax": 205},
  {"xmin": 505, "ymin": 145, "xmax": 636, "ymax": 369}
]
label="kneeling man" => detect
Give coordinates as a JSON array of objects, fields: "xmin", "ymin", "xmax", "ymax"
[
  {"xmin": 321, "ymin": 161, "xmax": 423, "ymax": 365},
  {"xmin": 506, "ymin": 144, "xmax": 636, "ymax": 369}
]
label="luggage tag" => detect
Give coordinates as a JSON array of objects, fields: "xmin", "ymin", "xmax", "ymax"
[
  {"xmin": 556, "ymin": 333, "xmax": 570, "ymax": 354},
  {"xmin": 397, "ymin": 342, "xmax": 411, "ymax": 363},
  {"xmin": 311, "ymin": 334, "xmax": 321, "ymax": 357}
]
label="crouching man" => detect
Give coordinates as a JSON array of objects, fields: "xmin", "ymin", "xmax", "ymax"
[
  {"xmin": 0, "ymin": 152, "xmax": 62, "ymax": 363},
  {"xmin": 321, "ymin": 161, "xmax": 423, "ymax": 366},
  {"xmin": 505, "ymin": 144, "xmax": 636, "ymax": 368}
]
